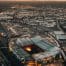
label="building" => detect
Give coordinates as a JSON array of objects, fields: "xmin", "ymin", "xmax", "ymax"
[{"xmin": 9, "ymin": 36, "xmax": 61, "ymax": 66}]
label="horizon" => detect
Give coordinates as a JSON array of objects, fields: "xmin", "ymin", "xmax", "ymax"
[{"xmin": 0, "ymin": 0, "xmax": 66, "ymax": 2}]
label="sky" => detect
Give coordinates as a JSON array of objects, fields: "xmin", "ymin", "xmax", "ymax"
[{"xmin": 0, "ymin": 0, "xmax": 66, "ymax": 1}]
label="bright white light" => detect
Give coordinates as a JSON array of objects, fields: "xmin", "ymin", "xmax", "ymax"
[{"xmin": 25, "ymin": 47, "xmax": 32, "ymax": 52}]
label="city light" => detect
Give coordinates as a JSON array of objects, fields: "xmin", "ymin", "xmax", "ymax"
[
  {"xmin": 25, "ymin": 47, "xmax": 32, "ymax": 52},
  {"xmin": 0, "ymin": 0, "xmax": 66, "ymax": 66}
]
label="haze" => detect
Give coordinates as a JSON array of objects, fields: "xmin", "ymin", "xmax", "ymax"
[{"xmin": 0, "ymin": 0, "xmax": 66, "ymax": 1}]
